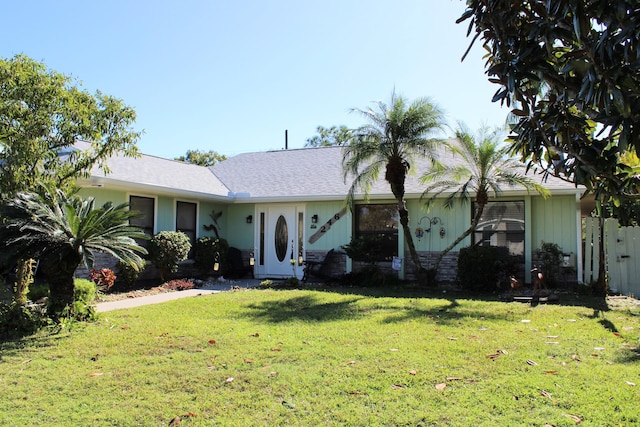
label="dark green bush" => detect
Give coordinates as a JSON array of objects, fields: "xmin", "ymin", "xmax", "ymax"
[
  {"xmin": 194, "ymin": 237, "xmax": 229, "ymax": 275},
  {"xmin": 116, "ymin": 260, "xmax": 145, "ymax": 287},
  {"xmin": 0, "ymin": 302, "xmax": 47, "ymax": 338},
  {"xmin": 27, "ymin": 282, "xmax": 50, "ymax": 302},
  {"xmin": 534, "ymin": 241, "xmax": 563, "ymax": 288},
  {"xmin": 342, "ymin": 235, "xmax": 384, "ymax": 264},
  {"xmin": 148, "ymin": 231, "xmax": 192, "ymax": 281},
  {"xmin": 457, "ymin": 245, "xmax": 512, "ymax": 292}
]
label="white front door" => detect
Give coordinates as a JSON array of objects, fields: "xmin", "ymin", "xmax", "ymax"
[{"xmin": 262, "ymin": 205, "xmax": 304, "ymax": 279}]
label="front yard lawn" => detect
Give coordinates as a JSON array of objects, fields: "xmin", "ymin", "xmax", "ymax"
[{"xmin": 1, "ymin": 288, "xmax": 638, "ymax": 426}]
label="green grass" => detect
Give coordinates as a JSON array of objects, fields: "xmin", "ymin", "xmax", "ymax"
[{"xmin": 1, "ymin": 288, "xmax": 639, "ymax": 426}]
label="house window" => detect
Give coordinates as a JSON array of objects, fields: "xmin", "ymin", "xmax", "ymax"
[
  {"xmin": 472, "ymin": 201, "xmax": 525, "ymax": 255},
  {"xmin": 129, "ymin": 195, "xmax": 155, "ymax": 248},
  {"xmin": 355, "ymin": 204, "xmax": 398, "ymax": 261},
  {"xmin": 176, "ymin": 201, "xmax": 197, "ymax": 257}
]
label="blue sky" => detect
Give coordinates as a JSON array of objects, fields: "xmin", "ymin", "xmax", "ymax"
[{"xmin": 3, "ymin": 0, "xmax": 509, "ymax": 159}]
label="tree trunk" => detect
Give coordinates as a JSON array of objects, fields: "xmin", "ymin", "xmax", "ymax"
[
  {"xmin": 397, "ymin": 198, "xmax": 423, "ymax": 273},
  {"xmin": 595, "ymin": 216, "xmax": 607, "ymax": 295},
  {"xmin": 40, "ymin": 249, "xmax": 82, "ymax": 318},
  {"xmin": 432, "ymin": 201, "xmax": 486, "ymax": 275}
]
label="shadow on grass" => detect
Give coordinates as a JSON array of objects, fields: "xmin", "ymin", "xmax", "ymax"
[
  {"xmin": 0, "ymin": 328, "xmax": 68, "ymax": 358},
  {"xmin": 246, "ymin": 294, "xmax": 365, "ymax": 322},
  {"xmin": 246, "ymin": 287, "xmax": 513, "ymax": 325}
]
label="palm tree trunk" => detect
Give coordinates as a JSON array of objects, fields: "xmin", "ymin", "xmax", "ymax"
[
  {"xmin": 40, "ymin": 249, "xmax": 82, "ymax": 318},
  {"xmin": 396, "ymin": 198, "xmax": 423, "ymax": 273},
  {"xmin": 432, "ymin": 201, "xmax": 486, "ymax": 274}
]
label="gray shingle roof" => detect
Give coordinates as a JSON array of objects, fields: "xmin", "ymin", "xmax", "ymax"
[
  {"xmin": 83, "ymin": 141, "xmax": 581, "ymax": 202},
  {"xmin": 210, "ymin": 144, "xmax": 580, "ymax": 201},
  {"xmin": 81, "ymin": 143, "xmax": 230, "ymax": 199}
]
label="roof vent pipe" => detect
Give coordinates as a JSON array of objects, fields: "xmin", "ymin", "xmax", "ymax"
[{"xmin": 285, "ymin": 129, "xmax": 288, "ymax": 150}]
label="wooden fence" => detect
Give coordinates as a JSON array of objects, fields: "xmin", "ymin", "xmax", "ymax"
[{"xmin": 584, "ymin": 217, "xmax": 640, "ymax": 296}]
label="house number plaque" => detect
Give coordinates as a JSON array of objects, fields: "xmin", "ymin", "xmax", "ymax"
[{"xmin": 308, "ymin": 207, "xmax": 347, "ymax": 244}]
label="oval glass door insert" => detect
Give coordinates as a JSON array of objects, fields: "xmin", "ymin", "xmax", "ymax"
[{"xmin": 275, "ymin": 215, "xmax": 288, "ymax": 262}]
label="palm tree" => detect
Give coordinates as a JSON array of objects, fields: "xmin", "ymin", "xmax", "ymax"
[
  {"xmin": 0, "ymin": 189, "xmax": 147, "ymax": 317},
  {"xmin": 342, "ymin": 92, "xmax": 446, "ymax": 277},
  {"xmin": 421, "ymin": 124, "xmax": 550, "ymax": 274}
]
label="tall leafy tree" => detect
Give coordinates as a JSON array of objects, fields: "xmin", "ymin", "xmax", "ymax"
[
  {"xmin": 0, "ymin": 54, "xmax": 141, "ymax": 198},
  {"xmin": 342, "ymin": 92, "xmax": 446, "ymax": 278},
  {"xmin": 0, "ymin": 54, "xmax": 141, "ymax": 306},
  {"xmin": 0, "ymin": 190, "xmax": 147, "ymax": 317},
  {"xmin": 421, "ymin": 125, "xmax": 549, "ymax": 274},
  {"xmin": 305, "ymin": 125, "xmax": 354, "ymax": 147},
  {"xmin": 457, "ymin": 1, "xmax": 640, "ymax": 204},
  {"xmin": 175, "ymin": 149, "xmax": 227, "ymax": 166}
]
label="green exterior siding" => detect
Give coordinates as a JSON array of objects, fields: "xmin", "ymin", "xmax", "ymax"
[
  {"xmin": 304, "ymin": 201, "xmax": 352, "ymax": 251},
  {"xmin": 531, "ymin": 194, "xmax": 578, "ymax": 257}
]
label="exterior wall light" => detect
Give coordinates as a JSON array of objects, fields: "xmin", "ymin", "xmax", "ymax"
[
  {"xmin": 246, "ymin": 215, "xmax": 253, "ymax": 224},
  {"xmin": 311, "ymin": 214, "xmax": 318, "ymax": 224}
]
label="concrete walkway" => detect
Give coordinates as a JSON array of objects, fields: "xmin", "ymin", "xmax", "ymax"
[{"xmin": 96, "ymin": 279, "xmax": 261, "ymax": 312}]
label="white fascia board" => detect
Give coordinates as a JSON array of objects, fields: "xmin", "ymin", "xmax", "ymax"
[{"xmin": 79, "ymin": 177, "xmax": 233, "ymax": 203}]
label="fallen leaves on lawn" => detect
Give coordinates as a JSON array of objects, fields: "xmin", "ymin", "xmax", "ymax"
[
  {"xmin": 526, "ymin": 359, "xmax": 538, "ymax": 366},
  {"xmin": 89, "ymin": 372, "xmax": 103, "ymax": 377},
  {"xmin": 391, "ymin": 384, "xmax": 406, "ymax": 390},
  {"xmin": 249, "ymin": 332, "xmax": 259, "ymax": 337},
  {"xmin": 244, "ymin": 359, "xmax": 254, "ymax": 364},
  {"xmin": 271, "ymin": 348, "xmax": 282, "ymax": 352},
  {"xmin": 435, "ymin": 383, "xmax": 447, "ymax": 391},
  {"xmin": 563, "ymin": 413, "xmax": 582, "ymax": 423},
  {"xmin": 409, "ymin": 370, "xmax": 417, "ymax": 375},
  {"xmin": 225, "ymin": 377, "xmax": 234, "ymax": 383},
  {"xmin": 208, "ymin": 339, "xmax": 216, "ymax": 345},
  {"xmin": 346, "ymin": 360, "xmax": 356, "ymax": 365},
  {"xmin": 541, "ymin": 390, "xmax": 552, "ymax": 399},
  {"xmin": 282, "ymin": 400, "xmax": 296, "ymax": 410},
  {"xmin": 626, "ymin": 381, "xmax": 636, "ymax": 386}
]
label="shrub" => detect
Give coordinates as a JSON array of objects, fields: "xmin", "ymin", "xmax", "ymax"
[
  {"xmin": 116, "ymin": 260, "xmax": 144, "ymax": 287},
  {"xmin": 73, "ymin": 278, "xmax": 97, "ymax": 321},
  {"xmin": 0, "ymin": 302, "xmax": 47, "ymax": 338},
  {"xmin": 89, "ymin": 268, "xmax": 116, "ymax": 292},
  {"xmin": 194, "ymin": 237, "xmax": 229, "ymax": 275},
  {"xmin": 534, "ymin": 241, "xmax": 563, "ymax": 288},
  {"xmin": 148, "ymin": 231, "xmax": 192, "ymax": 281},
  {"xmin": 162, "ymin": 279, "xmax": 195, "ymax": 291},
  {"xmin": 457, "ymin": 245, "xmax": 512, "ymax": 292},
  {"xmin": 342, "ymin": 235, "xmax": 384, "ymax": 264},
  {"xmin": 27, "ymin": 282, "xmax": 50, "ymax": 302}
]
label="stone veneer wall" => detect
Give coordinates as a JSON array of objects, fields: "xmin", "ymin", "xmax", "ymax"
[
  {"xmin": 402, "ymin": 251, "xmax": 460, "ymax": 283},
  {"xmin": 304, "ymin": 250, "xmax": 347, "ymax": 280}
]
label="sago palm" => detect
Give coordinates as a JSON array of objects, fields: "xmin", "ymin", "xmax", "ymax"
[
  {"xmin": 0, "ymin": 189, "xmax": 147, "ymax": 317},
  {"xmin": 343, "ymin": 92, "xmax": 446, "ymax": 276},
  {"xmin": 421, "ymin": 124, "xmax": 549, "ymax": 274}
]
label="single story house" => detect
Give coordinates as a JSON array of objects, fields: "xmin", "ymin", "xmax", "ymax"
[{"xmin": 77, "ymin": 140, "xmax": 585, "ymax": 285}]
